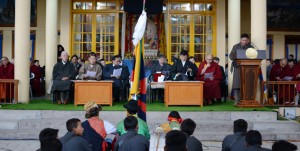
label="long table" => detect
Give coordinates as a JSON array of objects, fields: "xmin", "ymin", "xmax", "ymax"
[
  {"xmin": 73, "ymin": 80, "xmax": 113, "ymax": 106},
  {"xmin": 164, "ymin": 81, "xmax": 204, "ymax": 107}
]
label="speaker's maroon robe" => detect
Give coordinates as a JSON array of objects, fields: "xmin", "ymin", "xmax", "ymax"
[
  {"xmin": 0, "ymin": 63, "xmax": 14, "ymax": 99},
  {"xmin": 30, "ymin": 65, "xmax": 43, "ymax": 97},
  {"xmin": 196, "ymin": 62, "xmax": 222, "ymax": 99}
]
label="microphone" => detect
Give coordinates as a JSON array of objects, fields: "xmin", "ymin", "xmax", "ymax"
[{"xmin": 250, "ymin": 42, "xmax": 260, "ymax": 50}]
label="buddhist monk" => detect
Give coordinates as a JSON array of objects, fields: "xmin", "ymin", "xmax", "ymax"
[
  {"xmin": 196, "ymin": 54, "xmax": 222, "ymax": 105},
  {"xmin": 0, "ymin": 57, "xmax": 14, "ymax": 102},
  {"xmin": 30, "ymin": 60, "xmax": 44, "ymax": 97}
]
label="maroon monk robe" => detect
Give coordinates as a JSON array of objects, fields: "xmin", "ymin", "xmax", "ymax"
[
  {"xmin": 30, "ymin": 65, "xmax": 43, "ymax": 97},
  {"xmin": 196, "ymin": 61, "xmax": 222, "ymax": 99},
  {"xmin": 270, "ymin": 64, "xmax": 294, "ymax": 104},
  {"xmin": 0, "ymin": 62, "xmax": 14, "ymax": 99}
]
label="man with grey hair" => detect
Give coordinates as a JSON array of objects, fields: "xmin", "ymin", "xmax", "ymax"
[{"xmin": 52, "ymin": 51, "xmax": 75, "ymax": 104}]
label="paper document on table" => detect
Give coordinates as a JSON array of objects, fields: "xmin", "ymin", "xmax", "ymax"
[
  {"xmin": 113, "ymin": 68, "xmax": 122, "ymax": 77},
  {"xmin": 158, "ymin": 75, "xmax": 165, "ymax": 82},
  {"xmin": 86, "ymin": 71, "xmax": 96, "ymax": 77},
  {"xmin": 204, "ymin": 72, "xmax": 213, "ymax": 80},
  {"xmin": 282, "ymin": 76, "xmax": 293, "ymax": 81}
]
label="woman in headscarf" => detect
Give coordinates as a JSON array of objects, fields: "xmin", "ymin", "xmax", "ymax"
[
  {"xmin": 82, "ymin": 101, "xmax": 116, "ymax": 151},
  {"xmin": 159, "ymin": 111, "xmax": 183, "ymax": 133}
]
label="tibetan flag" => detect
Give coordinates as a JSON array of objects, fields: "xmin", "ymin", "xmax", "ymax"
[{"xmin": 130, "ymin": 10, "xmax": 147, "ymax": 122}]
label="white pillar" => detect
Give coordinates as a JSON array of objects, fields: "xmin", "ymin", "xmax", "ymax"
[
  {"xmin": 251, "ymin": 0, "xmax": 267, "ymax": 100},
  {"xmin": 216, "ymin": 0, "xmax": 226, "ymax": 68},
  {"xmin": 60, "ymin": 0, "xmax": 71, "ymax": 54},
  {"xmin": 228, "ymin": 0, "xmax": 241, "ymax": 96},
  {"xmin": 15, "ymin": 0, "xmax": 31, "ymax": 103},
  {"xmin": 45, "ymin": 0, "xmax": 58, "ymax": 94}
]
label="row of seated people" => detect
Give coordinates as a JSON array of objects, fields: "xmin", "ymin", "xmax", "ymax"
[
  {"xmin": 269, "ymin": 58, "xmax": 300, "ymax": 105},
  {"xmin": 51, "ymin": 51, "xmax": 130, "ymax": 104},
  {"xmin": 37, "ymin": 100, "xmax": 298, "ymax": 151},
  {"xmin": 150, "ymin": 50, "xmax": 227, "ymax": 105}
]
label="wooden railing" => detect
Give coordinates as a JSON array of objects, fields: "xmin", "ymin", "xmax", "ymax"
[
  {"xmin": 260, "ymin": 81, "xmax": 299, "ymax": 106},
  {"xmin": 0, "ymin": 79, "xmax": 19, "ymax": 104}
]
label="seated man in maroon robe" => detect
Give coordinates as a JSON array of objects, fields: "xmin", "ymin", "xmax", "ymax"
[
  {"xmin": 196, "ymin": 54, "xmax": 222, "ymax": 105},
  {"xmin": 0, "ymin": 57, "xmax": 14, "ymax": 102},
  {"xmin": 30, "ymin": 60, "xmax": 44, "ymax": 97},
  {"xmin": 270, "ymin": 58, "xmax": 294, "ymax": 105}
]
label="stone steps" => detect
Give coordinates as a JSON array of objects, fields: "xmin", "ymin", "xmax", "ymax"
[{"xmin": 0, "ymin": 110, "xmax": 299, "ymax": 141}]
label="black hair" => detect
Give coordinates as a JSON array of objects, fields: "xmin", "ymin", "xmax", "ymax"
[
  {"xmin": 246, "ymin": 130, "xmax": 262, "ymax": 146},
  {"xmin": 158, "ymin": 54, "xmax": 167, "ymax": 59},
  {"xmin": 213, "ymin": 57, "xmax": 220, "ymax": 61},
  {"xmin": 165, "ymin": 130, "xmax": 187, "ymax": 151},
  {"xmin": 41, "ymin": 137, "xmax": 62, "ymax": 151},
  {"xmin": 272, "ymin": 140, "xmax": 298, "ymax": 151},
  {"xmin": 189, "ymin": 56, "xmax": 195, "ymax": 60},
  {"xmin": 112, "ymin": 55, "xmax": 121, "ymax": 61},
  {"xmin": 169, "ymin": 111, "xmax": 181, "ymax": 119},
  {"xmin": 39, "ymin": 128, "xmax": 59, "ymax": 142},
  {"xmin": 124, "ymin": 116, "xmax": 138, "ymax": 131},
  {"xmin": 89, "ymin": 52, "xmax": 97, "ymax": 57},
  {"xmin": 288, "ymin": 59, "xmax": 295, "ymax": 64},
  {"xmin": 33, "ymin": 60, "xmax": 39, "ymax": 64},
  {"xmin": 57, "ymin": 44, "xmax": 64, "ymax": 51},
  {"xmin": 79, "ymin": 58, "xmax": 85, "ymax": 63},
  {"xmin": 289, "ymin": 54, "xmax": 294, "ymax": 57},
  {"xmin": 100, "ymin": 58, "xmax": 105, "ymax": 61},
  {"xmin": 233, "ymin": 119, "xmax": 248, "ymax": 133},
  {"xmin": 66, "ymin": 118, "xmax": 81, "ymax": 132},
  {"xmin": 71, "ymin": 55, "xmax": 79, "ymax": 60},
  {"xmin": 180, "ymin": 118, "xmax": 196, "ymax": 136},
  {"xmin": 85, "ymin": 105, "xmax": 102, "ymax": 118},
  {"xmin": 127, "ymin": 109, "xmax": 138, "ymax": 115},
  {"xmin": 241, "ymin": 34, "xmax": 249, "ymax": 39}
]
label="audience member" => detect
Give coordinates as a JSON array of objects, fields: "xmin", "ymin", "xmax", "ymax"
[
  {"xmin": 37, "ymin": 128, "xmax": 60, "ymax": 151},
  {"xmin": 196, "ymin": 54, "xmax": 222, "ymax": 105},
  {"xmin": 117, "ymin": 99, "xmax": 150, "ymax": 140},
  {"xmin": 160, "ymin": 111, "xmax": 182, "ymax": 133},
  {"xmin": 245, "ymin": 130, "xmax": 271, "ymax": 151},
  {"xmin": 71, "ymin": 55, "xmax": 82, "ymax": 76},
  {"xmin": 82, "ymin": 101, "xmax": 116, "ymax": 151},
  {"xmin": 272, "ymin": 140, "xmax": 298, "ymax": 151},
  {"xmin": 189, "ymin": 56, "xmax": 198, "ymax": 73},
  {"xmin": 229, "ymin": 34, "xmax": 252, "ymax": 105},
  {"xmin": 266, "ymin": 59, "xmax": 273, "ymax": 80},
  {"xmin": 164, "ymin": 130, "xmax": 187, "ymax": 151},
  {"xmin": 151, "ymin": 54, "xmax": 172, "ymax": 79},
  {"xmin": 78, "ymin": 58, "xmax": 85, "ymax": 65},
  {"xmin": 213, "ymin": 57, "xmax": 227, "ymax": 103},
  {"xmin": 60, "ymin": 118, "xmax": 91, "ymax": 151},
  {"xmin": 57, "ymin": 45, "xmax": 65, "ymax": 62},
  {"xmin": 99, "ymin": 59, "xmax": 106, "ymax": 69},
  {"xmin": 78, "ymin": 53, "xmax": 102, "ymax": 80},
  {"xmin": 0, "ymin": 57, "xmax": 14, "ymax": 102},
  {"xmin": 171, "ymin": 50, "xmax": 197, "ymax": 81},
  {"xmin": 114, "ymin": 116, "xmax": 149, "ymax": 151},
  {"xmin": 181, "ymin": 118, "xmax": 203, "ymax": 151},
  {"xmin": 103, "ymin": 55, "xmax": 130, "ymax": 102},
  {"xmin": 52, "ymin": 51, "xmax": 75, "ymax": 104},
  {"xmin": 30, "ymin": 60, "xmax": 44, "ymax": 97},
  {"xmin": 222, "ymin": 119, "xmax": 248, "ymax": 151}
]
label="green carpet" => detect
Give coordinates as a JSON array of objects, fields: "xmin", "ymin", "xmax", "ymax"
[{"xmin": 0, "ymin": 99, "xmax": 277, "ymax": 112}]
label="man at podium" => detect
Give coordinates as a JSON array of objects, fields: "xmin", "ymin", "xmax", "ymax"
[{"xmin": 229, "ymin": 34, "xmax": 253, "ymax": 105}]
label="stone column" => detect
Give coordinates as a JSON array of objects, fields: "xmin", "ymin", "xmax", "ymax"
[
  {"xmin": 251, "ymin": 0, "xmax": 267, "ymax": 100},
  {"xmin": 45, "ymin": 0, "xmax": 58, "ymax": 94},
  {"xmin": 228, "ymin": 0, "xmax": 241, "ymax": 96},
  {"xmin": 15, "ymin": 0, "xmax": 31, "ymax": 103}
]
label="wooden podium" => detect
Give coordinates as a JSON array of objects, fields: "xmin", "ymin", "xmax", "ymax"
[{"xmin": 236, "ymin": 60, "xmax": 263, "ymax": 107}]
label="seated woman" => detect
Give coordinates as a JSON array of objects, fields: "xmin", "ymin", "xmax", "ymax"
[
  {"xmin": 196, "ymin": 54, "xmax": 222, "ymax": 105},
  {"xmin": 82, "ymin": 101, "xmax": 116, "ymax": 151},
  {"xmin": 157, "ymin": 111, "xmax": 183, "ymax": 133}
]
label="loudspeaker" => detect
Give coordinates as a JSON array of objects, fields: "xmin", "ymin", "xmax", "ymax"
[{"xmin": 124, "ymin": 0, "xmax": 163, "ymax": 14}]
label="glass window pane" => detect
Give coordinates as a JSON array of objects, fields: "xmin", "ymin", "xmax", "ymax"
[
  {"xmin": 83, "ymin": 34, "xmax": 92, "ymax": 42},
  {"xmin": 194, "ymin": 54, "xmax": 203, "ymax": 62},
  {"xmin": 97, "ymin": 2, "xmax": 106, "ymax": 10},
  {"xmin": 73, "ymin": 2, "xmax": 93, "ymax": 10},
  {"xmin": 73, "ymin": 24, "xmax": 82, "ymax": 32},
  {"xmin": 107, "ymin": 3, "xmax": 116, "ymax": 9},
  {"xmin": 171, "ymin": 3, "xmax": 180, "ymax": 10},
  {"xmin": 83, "ymin": 43, "xmax": 92, "ymax": 51},
  {"xmin": 194, "ymin": 3, "xmax": 213, "ymax": 11},
  {"xmin": 83, "ymin": 24, "xmax": 92, "ymax": 32},
  {"xmin": 74, "ymin": 33, "xmax": 82, "ymax": 42},
  {"xmin": 181, "ymin": 3, "xmax": 191, "ymax": 11}
]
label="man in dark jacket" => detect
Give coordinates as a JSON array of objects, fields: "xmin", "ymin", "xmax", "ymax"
[
  {"xmin": 181, "ymin": 118, "xmax": 203, "ymax": 151},
  {"xmin": 103, "ymin": 55, "xmax": 130, "ymax": 102},
  {"xmin": 60, "ymin": 118, "xmax": 92, "ymax": 151},
  {"xmin": 114, "ymin": 116, "xmax": 149, "ymax": 151},
  {"xmin": 245, "ymin": 130, "xmax": 271, "ymax": 151},
  {"xmin": 222, "ymin": 119, "xmax": 248, "ymax": 151},
  {"xmin": 171, "ymin": 50, "xmax": 197, "ymax": 81},
  {"xmin": 52, "ymin": 51, "xmax": 75, "ymax": 104}
]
